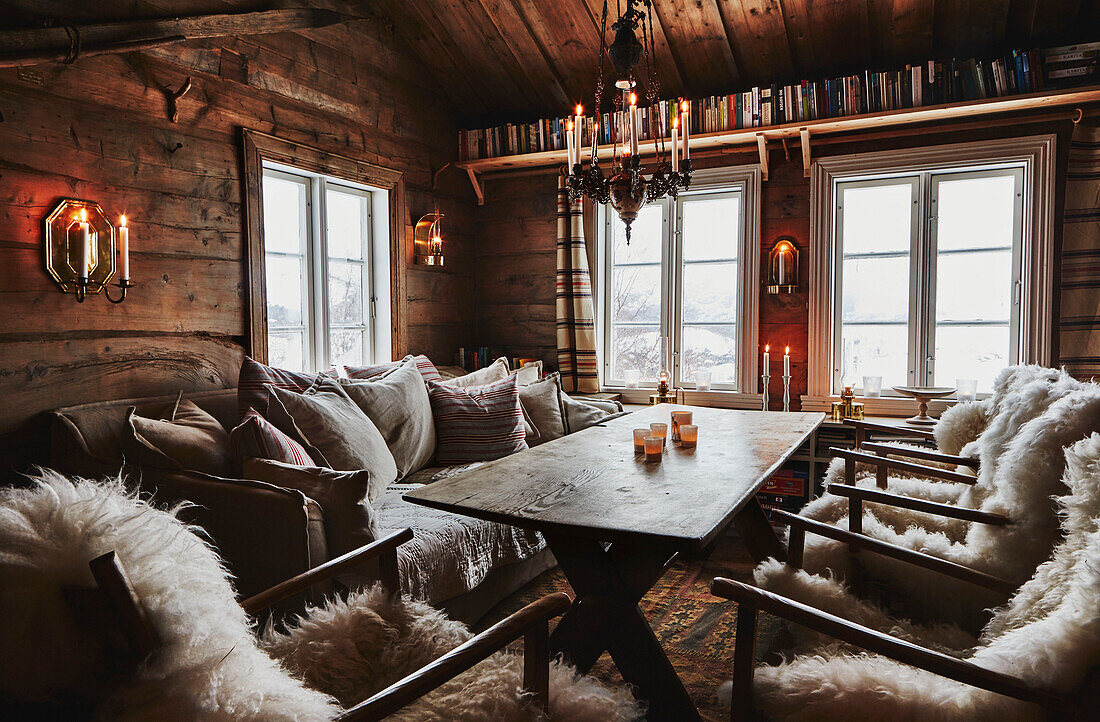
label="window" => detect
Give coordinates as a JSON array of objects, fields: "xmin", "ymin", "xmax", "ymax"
[
  {"xmin": 262, "ymin": 164, "xmax": 379, "ymax": 372},
  {"xmin": 808, "ymin": 135, "xmax": 1056, "ymax": 405},
  {"xmin": 599, "ymin": 166, "xmax": 760, "ymax": 394}
]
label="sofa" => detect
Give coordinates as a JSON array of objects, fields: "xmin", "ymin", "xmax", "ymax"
[{"xmin": 48, "ymin": 361, "xmax": 623, "ymax": 625}]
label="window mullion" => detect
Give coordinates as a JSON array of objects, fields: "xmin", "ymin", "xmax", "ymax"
[{"xmin": 313, "ymin": 177, "xmax": 329, "ymax": 372}]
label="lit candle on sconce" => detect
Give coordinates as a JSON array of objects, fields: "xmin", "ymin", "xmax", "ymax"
[
  {"xmin": 78, "ymin": 208, "xmax": 91, "ymax": 279},
  {"xmin": 119, "ymin": 215, "xmax": 130, "ymax": 281}
]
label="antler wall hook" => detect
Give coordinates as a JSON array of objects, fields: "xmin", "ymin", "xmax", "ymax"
[{"xmin": 166, "ymin": 77, "xmax": 192, "ymax": 122}]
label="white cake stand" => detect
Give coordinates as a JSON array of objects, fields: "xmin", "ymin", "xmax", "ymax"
[{"xmin": 892, "ymin": 386, "xmax": 956, "ymax": 425}]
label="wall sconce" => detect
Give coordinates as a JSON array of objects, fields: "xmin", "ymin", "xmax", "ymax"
[
  {"xmin": 44, "ymin": 198, "xmax": 133, "ymax": 303},
  {"xmin": 413, "ymin": 212, "xmax": 445, "ymax": 267},
  {"xmin": 765, "ymin": 237, "xmax": 798, "ymax": 294}
]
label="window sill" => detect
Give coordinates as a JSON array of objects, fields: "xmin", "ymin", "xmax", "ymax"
[
  {"xmin": 800, "ymin": 394, "xmax": 963, "ymax": 417},
  {"xmin": 604, "ymin": 386, "xmax": 763, "ymax": 409}
]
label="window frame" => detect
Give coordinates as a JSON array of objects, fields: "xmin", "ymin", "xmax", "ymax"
[{"xmin": 806, "ymin": 134, "xmax": 1056, "ymax": 414}]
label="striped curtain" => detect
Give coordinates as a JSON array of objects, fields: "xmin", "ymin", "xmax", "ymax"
[
  {"xmin": 1059, "ymin": 121, "xmax": 1100, "ymax": 380},
  {"xmin": 555, "ymin": 174, "xmax": 599, "ymax": 393}
]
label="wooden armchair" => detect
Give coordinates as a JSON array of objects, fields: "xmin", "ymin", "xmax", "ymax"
[{"xmin": 88, "ymin": 528, "xmax": 571, "ymax": 720}]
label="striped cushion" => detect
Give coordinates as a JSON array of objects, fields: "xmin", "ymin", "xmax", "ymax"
[
  {"xmin": 229, "ymin": 408, "xmax": 316, "ymax": 466},
  {"xmin": 345, "ymin": 354, "xmax": 442, "ymax": 383},
  {"xmin": 428, "ymin": 376, "xmax": 528, "ymax": 464},
  {"xmin": 237, "ymin": 357, "xmax": 317, "ymax": 420}
]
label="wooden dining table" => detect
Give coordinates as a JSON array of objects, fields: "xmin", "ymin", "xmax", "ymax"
[{"xmin": 404, "ymin": 403, "xmax": 824, "ymax": 720}]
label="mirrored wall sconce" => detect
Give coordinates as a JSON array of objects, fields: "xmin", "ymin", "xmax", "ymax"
[
  {"xmin": 765, "ymin": 237, "xmax": 798, "ymax": 294},
  {"xmin": 413, "ymin": 212, "xmax": 445, "ymax": 267},
  {"xmin": 44, "ymin": 199, "xmax": 133, "ymax": 303}
]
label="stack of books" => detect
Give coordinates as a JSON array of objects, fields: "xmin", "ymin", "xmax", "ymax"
[
  {"xmin": 454, "ymin": 346, "xmax": 539, "ymax": 372},
  {"xmin": 758, "ymin": 459, "xmax": 811, "ymax": 522},
  {"xmin": 1042, "ymin": 42, "xmax": 1099, "ymax": 87}
]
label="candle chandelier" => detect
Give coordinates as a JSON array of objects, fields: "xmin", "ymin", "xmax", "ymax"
[{"xmin": 565, "ymin": 0, "xmax": 692, "ymax": 242}]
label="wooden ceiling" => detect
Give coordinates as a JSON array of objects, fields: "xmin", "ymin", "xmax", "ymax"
[{"xmin": 375, "ymin": 0, "xmax": 1099, "ymax": 125}]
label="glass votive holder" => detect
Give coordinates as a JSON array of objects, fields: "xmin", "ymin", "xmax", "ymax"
[
  {"xmin": 649, "ymin": 422, "xmax": 668, "ymax": 447},
  {"xmin": 695, "ymin": 370, "xmax": 712, "ymax": 391},
  {"xmin": 670, "ymin": 410, "xmax": 693, "ymax": 442},
  {"xmin": 633, "ymin": 428, "xmax": 649, "ymax": 454},
  {"xmin": 624, "ymin": 369, "xmax": 640, "ymax": 388},
  {"xmin": 644, "ymin": 435, "xmax": 663, "ymax": 462},
  {"xmin": 680, "ymin": 424, "xmax": 698, "ymax": 448},
  {"xmin": 957, "ymin": 378, "xmax": 978, "ymax": 403},
  {"xmin": 862, "ymin": 375, "xmax": 882, "ymax": 397}
]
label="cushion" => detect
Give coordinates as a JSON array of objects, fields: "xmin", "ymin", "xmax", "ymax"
[
  {"xmin": 125, "ymin": 397, "xmax": 233, "ymax": 476},
  {"xmin": 562, "ymin": 394, "xmax": 625, "ymax": 433},
  {"xmin": 338, "ymin": 357, "xmax": 437, "ymax": 479},
  {"xmin": 515, "ymin": 360, "xmax": 543, "ymax": 386},
  {"xmin": 517, "ymin": 372, "xmax": 567, "ymax": 446},
  {"xmin": 266, "ymin": 378, "xmax": 398, "ymax": 501},
  {"xmin": 237, "ymin": 357, "xmax": 316, "ymax": 420},
  {"xmin": 344, "ymin": 354, "xmax": 443, "ymax": 383},
  {"xmin": 427, "ymin": 376, "xmax": 528, "ymax": 464},
  {"xmin": 442, "ymin": 357, "xmax": 510, "ymax": 388},
  {"xmin": 242, "ymin": 458, "xmax": 378, "ymax": 557},
  {"xmin": 229, "ymin": 408, "xmax": 316, "ymax": 466}
]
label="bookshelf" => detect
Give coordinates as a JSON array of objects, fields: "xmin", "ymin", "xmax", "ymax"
[{"xmin": 457, "ymin": 85, "xmax": 1100, "ymax": 200}]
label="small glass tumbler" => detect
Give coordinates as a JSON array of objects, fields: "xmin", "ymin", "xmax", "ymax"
[
  {"xmin": 680, "ymin": 424, "xmax": 698, "ymax": 448},
  {"xmin": 957, "ymin": 378, "xmax": 978, "ymax": 403},
  {"xmin": 650, "ymin": 422, "xmax": 668, "ymax": 447},
  {"xmin": 624, "ymin": 369, "xmax": 640, "ymax": 388},
  {"xmin": 862, "ymin": 375, "xmax": 882, "ymax": 397},
  {"xmin": 671, "ymin": 410, "xmax": 693, "ymax": 442},
  {"xmin": 695, "ymin": 370, "xmax": 712, "ymax": 391},
  {"xmin": 644, "ymin": 436, "xmax": 663, "ymax": 462},
  {"xmin": 633, "ymin": 428, "xmax": 649, "ymax": 454}
]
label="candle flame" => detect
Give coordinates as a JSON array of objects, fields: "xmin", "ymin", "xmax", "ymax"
[
  {"xmin": 629, "ymin": 91, "xmax": 637, "ymax": 106},
  {"xmin": 785, "ymin": 345, "xmax": 790, "ymax": 355},
  {"xmin": 574, "ymin": 103, "xmax": 583, "ymax": 115},
  {"xmin": 672, "ymin": 116, "xmax": 679, "ymax": 129},
  {"xmin": 680, "ymin": 99, "xmax": 689, "ymax": 112},
  {"xmin": 80, "ymin": 208, "xmax": 88, "ymax": 222},
  {"xmin": 566, "ymin": 119, "xmax": 574, "ymax": 131},
  {"xmin": 765, "ymin": 343, "xmax": 770, "ymax": 352},
  {"xmin": 120, "ymin": 214, "xmax": 127, "ymax": 227}
]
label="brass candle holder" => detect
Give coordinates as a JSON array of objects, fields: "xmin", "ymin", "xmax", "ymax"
[
  {"xmin": 649, "ymin": 370, "xmax": 676, "ymax": 405},
  {"xmin": 830, "ymin": 385, "xmax": 865, "ymax": 421}
]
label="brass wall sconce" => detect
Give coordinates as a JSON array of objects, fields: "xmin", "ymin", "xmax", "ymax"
[
  {"xmin": 765, "ymin": 237, "xmax": 798, "ymax": 294},
  {"xmin": 44, "ymin": 198, "xmax": 133, "ymax": 303},
  {"xmin": 413, "ymin": 212, "xmax": 445, "ymax": 267}
]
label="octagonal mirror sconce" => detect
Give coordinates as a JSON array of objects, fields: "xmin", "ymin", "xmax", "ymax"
[
  {"xmin": 765, "ymin": 237, "xmax": 798, "ymax": 294},
  {"xmin": 43, "ymin": 198, "xmax": 133, "ymax": 303},
  {"xmin": 413, "ymin": 212, "xmax": 444, "ymax": 267}
]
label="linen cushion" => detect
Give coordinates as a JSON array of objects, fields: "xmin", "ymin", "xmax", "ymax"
[
  {"xmin": 562, "ymin": 394, "xmax": 626, "ymax": 433},
  {"xmin": 237, "ymin": 357, "xmax": 316, "ymax": 420},
  {"xmin": 427, "ymin": 376, "xmax": 528, "ymax": 464},
  {"xmin": 344, "ymin": 354, "xmax": 443, "ymax": 383},
  {"xmin": 338, "ymin": 357, "xmax": 437, "ymax": 478},
  {"xmin": 125, "ymin": 398, "xmax": 233, "ymax": 476},
  {"xmin": 242, "ymin": 458, "xmax": 378, "ymax": 556},
  {"xmin": 229, "ymin": 408, "xmax": 316, "ymax": 466},
  {"xmin": 515, "ymin": 360, "xmax": 543, "ymax": 386},
  {"xmin": 517, "ymin": 372, "xmax": 567, "ymax": 446},
  {"xmin": 442, "ymin": 357, "xmax": 510, "ymax": 388},
  {"xmin": 266, "ymin": 378, "xmax": 398, "ymax": 501}
]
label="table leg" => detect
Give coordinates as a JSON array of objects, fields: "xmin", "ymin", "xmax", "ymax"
[
  {"xmin": 546, "ymin": 534, "xmax": 701, "ymax": 721},
  {"xmin": 732, "ymin": 496, "xmax": 787, "ymax": 563}
]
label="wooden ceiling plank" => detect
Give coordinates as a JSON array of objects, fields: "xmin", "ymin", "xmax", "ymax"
[
  {"xmin": 652, "ymin": 0, "xmax": 742, "ymax": 96},
  {"xmin": 509, "ymin": 0, "xmax": 603, "ymax": 108},
  {"xmin": 476, "ymin": 0, "xmax": 572, "ymax": 111},
  {"xmin": 714, "ymin": 0, "xmax": 796, "ymax": 85},
  {"xmin": 777, "ymin": 0, "xmax": 820, "ymax": 77},
  {"xmin": 891, "ymin": 0, "xmax": 936, "ymax": 61}
]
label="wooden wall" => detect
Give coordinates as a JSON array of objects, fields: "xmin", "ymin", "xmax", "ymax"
[{"xmin": 0, "ymin": 1, "xmax": 475, "ymax": 473}]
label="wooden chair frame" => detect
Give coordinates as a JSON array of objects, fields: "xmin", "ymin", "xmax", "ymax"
[{"xmin": 88, "ymin": 528, "xmax": 571, "ymax": 721}]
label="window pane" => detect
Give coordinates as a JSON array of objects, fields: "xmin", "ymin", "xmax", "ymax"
[
  {"xmin": 840, "ymin": 182, "xmax": 913, "ymax": 254},
  {"xmin": 682, "ymin": 324, "xmax": 737, "ymax": 386},
  {"xmin": 682, "ymin": 194, "xmax": 740, "ymax": 261},
  {"xmin": 936, "ymin": 174, "xmax": 1017, "ymax": 251},
  {"xmin": 682, "ymin": 262, "xmax": 737, "ymax": 323},
  {"xmin": 841, "ymin": 256, "xmax": 910, "ymax": 323},
  {"xmin": 611, "ymin": 265, "xmax": 662, "ymax": 323},
  {"xmin": 327, "ymin": 187, "xmax": 367, "ymax": 260},
  {"xmin": 328, "ymin": 260, "xmax": 364, "ymax": 326},
  {"xmin": 936, "ymin": 250, "xmax": 1012, "ymax": 323},
  {"xmin": 263, "ymin": 175, "xmax": 306, "ymax": 255},
  {"xmin": 839, "ymin": 323, "xmax": 909, "ymax": 391},
  {"xmin": 265, "ymin": 255, "xmax": 304, "ymax": 326},
  {"xmin": 611, "ymin": 204, "xmax": 662, "ymax": 264},
  {"xmin": 329, "ymin": 328, "xmax": 365, "ymax": 368},
  {"xmin": 268, "ymin": 331, "xmax": 306, "ymax": 372},
  {"xmin": 934, "ymin": 325, "xmax": 1011, "ymax": 393},
  {"xmin": 611, "ymin": 324, "xmax": 660, "ymax": 380}
]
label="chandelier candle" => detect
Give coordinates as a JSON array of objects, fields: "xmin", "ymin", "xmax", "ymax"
[
  {"xmin": 629, "ymin": 91, "xmax": 639, "ymax": 156},
  {"xmin": 573, "ymin": 104, "xmax": 583, "ymax": 162},
  {"xmin": 566, "ymin": 118, "xmax": 576, "ymax": 167},
  {"xmin": 671, "ymin": 116, "xmax": 679, "ymax": 171},
  {"xmin": 680, "ymin": 100, "xmax": 690, "ymax": 160}
]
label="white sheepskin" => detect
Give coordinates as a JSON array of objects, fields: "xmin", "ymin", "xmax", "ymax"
[
  {"xmin": 0, "ymin": 469, "xmax": 339, "ymax": 720},
  {"xmin": 737, "ymin": 433, "xmax": 1100, "ymax": 720},
  {"xmin": 263, "ymin": 586, "xmax": 644, "ymax": 721}
]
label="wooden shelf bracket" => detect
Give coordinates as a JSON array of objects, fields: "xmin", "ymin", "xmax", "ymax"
[
  {"xmin": 756, "ymin": 133, "xmax": 769, "ymax": 181},
  {"xmin": 800, "ymin": 127, "xmax": 811, "ymax": 178},
  {"xmin": 466, "ymin": 166, "xmax": 485, "ymax": 205}
]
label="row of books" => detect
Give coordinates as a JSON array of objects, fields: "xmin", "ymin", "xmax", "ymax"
[
  {"xmin": 454, "ymin": 346, "xmax": 538, "ymax": 373},
  {"xmin": 458, "ymin": 43, "xmax": 1090, "ymax": 162}
]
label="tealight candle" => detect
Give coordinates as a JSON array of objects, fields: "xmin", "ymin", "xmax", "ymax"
[
  {"xmin": 633, "ymin": 428, "xmax": 649, "ymax": 454},
  {"xmin": 644, "ymin": 435, "xmax": 663, "ymax": 462},
  {"xmin": 680, "ymin": 424, "xmax": 698, "ymax": 448},
  {"xmin": 670, "ymin": 411, "xmax": 692, "ymax": 442},
  {"xmin": 957, "ymin": 378, "xmax": 978, "ymax": 403},
  {"xmin": 649, "ymin": 422, "xmax": 668, "ymax": 447}
]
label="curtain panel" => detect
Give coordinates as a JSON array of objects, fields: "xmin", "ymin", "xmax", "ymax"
[
  {"xmin": 555, "ymin": 174, "xmax": 599, "ymax": 393},
  {"xmin": 1060, "ymin": 121, "xmax": 1100, "ymax": 379}
]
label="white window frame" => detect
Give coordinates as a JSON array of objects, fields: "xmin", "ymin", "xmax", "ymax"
[
  {"xmin": 805, "ymin": 135, "xmax": 1056, "ymax": 415},
  {"xmin": 262, "ymin": 161, "xmax": 386, "ymax": 373},
  {"xmin": 595, "ymin": 165, "xmax": 761, "ymax": 407}
]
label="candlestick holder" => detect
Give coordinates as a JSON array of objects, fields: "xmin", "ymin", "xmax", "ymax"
[
  {"xmin": 761, "ymin": 373, "xmax": 770, "ymax": 411},
  {"xmin": 73, "ymin": 277, "xmax": 133, "ymax": 304},
  {"xmin": 782, "ymin": 374, "xmax": 791, "ymax": 412}
]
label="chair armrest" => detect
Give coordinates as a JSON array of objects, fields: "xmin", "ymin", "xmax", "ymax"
[
  {"xmin": 773, "ymin": 509, "xmax": 1015, "ymax": 595},
  {"xmin": 241, "ymin": 528, "xmax": 414, "ymax": 616},
  {"xmin": 861, "ymin": 441, "xmax": 980, "ymax": 469},
  {"xmin": 852, "ymin": 420, "xmax": 936, "ymax": 444},
  {"xmin": 827, "ymin": 484, "xmax": 1010, "ymax": 526},
  {"xmin": 710, "ymin": 577, "xmax": 1071, "ymax": 713},
  {"xmin": 831, "ymin": 447, "xmax": 978, "ymax": 485},
  {"xmin": 339, "ymin": 592, "xmax": 573, "ymax": 721}
]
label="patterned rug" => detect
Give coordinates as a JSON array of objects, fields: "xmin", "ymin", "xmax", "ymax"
[{"xmin": 478, "ymin": 538, "xmax": 779, "ymax": 721}]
